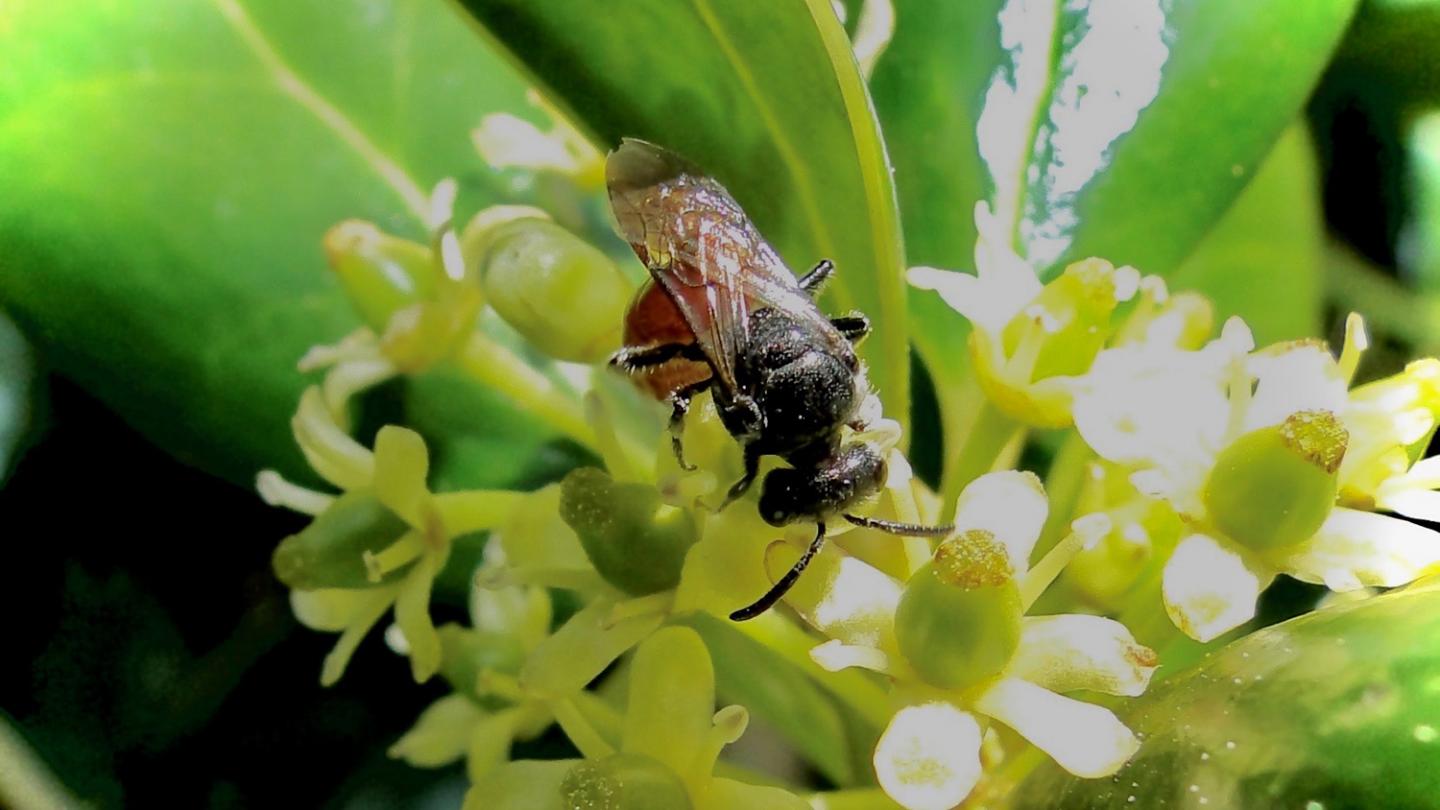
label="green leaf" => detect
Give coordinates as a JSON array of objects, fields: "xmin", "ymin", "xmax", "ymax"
[
  {"xmin": 872, "ymin": 0, "xmax": 1360, "ymax": 277},
  {"xmin": 1171, "ymin": 125, "xmax": 1325, "ymax": 344},
  {"xmin": 874, "ymin": 0, "xmax": 1355, "ymax": 483},
  {"xmin": 452, "ymin": 0, "xmax": 912, "ymax": 428},
  {"xmin": 0, "ymin": 311, "xmax": 35, "ymax": 483},
  {"xmin": 679, "ymin": 613, "xmax": 873, "ymax": 788},
  {"xmin": 0, "ymin": 0, "xmax": 547, "ymax": 484},
  {"xmin": 1012, "ymin": 579, "xmax": 1440, "ymax": 809}
]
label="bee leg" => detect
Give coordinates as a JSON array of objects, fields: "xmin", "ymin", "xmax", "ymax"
[
  {"xmin": 609, "ymin": 341, "xmax": 705, "ymax": 371},
  {"xmin": 729, "ymin": 522, "xmax": 827, "ymax": 621},
  {"xmin": 844, "ymin": 513, "xmax": 954, "ymax": 536},
  {"xmin": 720, "ymin": 443, "xmax": 763, "ymax": 510},
  {"xmin": 829, "ymin": 313, "xmax": 870, "ymax": 344},
  {"xmin": 668, "ymin": 378, "xmax": 712, "ymax": 471},
  {"xmin": 798, "ymin": 259, "xmax": 835, "ymax": 295}
]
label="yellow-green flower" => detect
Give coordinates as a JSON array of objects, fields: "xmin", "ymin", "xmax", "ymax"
[
  {"xmin": 909, "ymin": 202, "xmax": 1142, "ymax": 427},
  {"xmin": 261, "ymin": 387, "xmax": 521, "ymax": 684},
  {"xmin": 464, "ymin": 627, "xmax": 808, "ymax": 810}
]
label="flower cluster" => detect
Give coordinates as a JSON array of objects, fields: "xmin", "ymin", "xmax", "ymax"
[
  {"xmin": 257, "ymin": 120, "xmax": 1440, "ymax": 809},
  {"xmin": 913, "ymin": 203, "xmax": 1440, "ymax": 643}
]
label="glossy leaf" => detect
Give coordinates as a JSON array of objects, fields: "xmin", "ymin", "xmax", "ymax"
[
  {"xmin": 1013, "ymin": 579, "xmax": 1440, "ymax": 809},
  {"xmin": 0, "ymin": 0, "xmax": 550, "ymax": 484},
  {"xmin": 453, "ymin": 0, "xmax": 912, "ymax": 427},
  {"xmin": 876, "ymin": 0, "xmax": 1354, "ymax": 479},
  {"xmin": 1171, "ymin": 126, "xmax": 1325, "ymax": 344}
]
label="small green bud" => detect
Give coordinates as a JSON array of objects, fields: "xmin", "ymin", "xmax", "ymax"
[
  {"xmin": 272, "ymin": 491, "xmax": 412, "ymax": 590},
  {"xmin": 437, "ymin": 623, "xmax": 526, "ymax": 709},
  {"xmin": 559, "ymin": 467, "xmax": 698, "ymax": 595},
  {"xmin": 560, "ymin": 754, "xmax": 693, "ymax": 810},
  {"xmin": 324, "ymin": 220, "xmax": 438, "ymax": 330},
  {"xmin": 895, "ymin": 532, "xmax": 1023, "ymax": 689},
  {"xmin": 468, "ymin": 212, "xmax": 632, "ymax": 363},
  {"xmin": 1206, "ymin": 410, "xmax": 1347, "ymax": 551}
]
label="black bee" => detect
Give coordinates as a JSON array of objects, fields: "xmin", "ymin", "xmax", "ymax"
[{"xmin": 606, "ymin": 139, "xmax": 950, "ymax": 621}]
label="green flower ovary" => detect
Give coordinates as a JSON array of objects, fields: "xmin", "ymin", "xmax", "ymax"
[
  {"xmin": 895, "ymin": 532, "xmax": 1023, "ymax": 690},
  {"xmin": 1205, "ymin": 409, "xmax": 1348, "ymax": 551}
]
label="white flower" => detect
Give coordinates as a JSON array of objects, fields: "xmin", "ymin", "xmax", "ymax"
[
  {"xmin": 1075, "ymin": 313, "xmax": 1440, "ymax": 641},
  {"xmin": 910, "ymin": 203, "xmax": 1141, "ymax": 427},
  {"xmin": 473, "ymin": 89, "xmax": 603, "ymax": 186},
  {"xmin": 774, "ymin": 473, "xmax": 1154, "ymax": 810}
]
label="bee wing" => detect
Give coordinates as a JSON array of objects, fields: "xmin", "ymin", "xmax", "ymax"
[{"xmin": 607, "ymin": 138, "xmax": 843, "ymax": 395}]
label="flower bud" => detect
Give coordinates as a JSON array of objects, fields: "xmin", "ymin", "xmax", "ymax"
[
  {"xmin": 467, "ymin": 212, "xmax": 632, "ymax": 363},
  {"xmin": 895, "ymin": 532, "xmax": 1023, "ymax": 689},
  {"xmin": 436, "ymin": 623, "xmax": 526, "ymax": 709},
  {"xmin": 560, "ymin": 754, "xmax": 693, "ymax": 810},
  {"xmin": 272, "ymin": 491, "xmax": 411, "ymax": 590},
  {"xmin": 1205, "ymin": 410, "xmax": 1347, "ymax": 551},
  {"xmin": 559, "ymin": 467, "xmax": 699, "ymax": 595},
  {"xmin": 324, "ymin": 220, "xmax": 439, "ymax": 330}
]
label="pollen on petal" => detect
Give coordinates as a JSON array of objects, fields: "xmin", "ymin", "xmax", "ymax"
[
  {"xmin": 873, "ymin": 703, "xmax": 984, "ymax": 810},
  {"xmin": 1162, "ymin": 534, "xmax": 1268, "ymax": 642}
]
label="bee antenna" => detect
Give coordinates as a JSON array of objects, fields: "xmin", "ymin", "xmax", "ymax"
[
  {"xmin": 843, "ymin": 513, "xmax": 954, "ymax": 537},
  {"xmin": 729, "ymin": 523, "xmax": 828, "ymax": 621}
]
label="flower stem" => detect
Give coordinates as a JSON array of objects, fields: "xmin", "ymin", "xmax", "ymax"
[
  {"xmin": 552, "ymin": 697, "xmax": 617, "ymax": 760},
  {"xmin": 454, "ymin": 334, "xmax": 597, "ymax": 450},
  {"xmin": 1019, "ymin": 530, "xmax": 1084, "ymax": 610},
  {"xmin": 940, "ymin": 397, "xmax": 1024, "ymax": 522},
  {"xmin": 1035, "ymin": 431, "xmax": 1094, "ymax": 553}
]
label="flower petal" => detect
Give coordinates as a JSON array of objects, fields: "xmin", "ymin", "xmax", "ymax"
[
  {"xmin": 1244, "ymin": 342, "xmax": 1348, "ymax": 432},
  {"xmin": 256, "ymin": 469, "xmax": 335, "ymax": 516},
  {"xmin": 1007, "ymin": 615, "xmax": 1157, "ymax": 697},
  {"xmin": 1380, "ymin": 488, "xmax": 1440, "ymax": 523},
  {"xmin": 1072, "ymin": 344, "xmax": 1229, "ymax": 474},
  {"xmin": 1277, "ymin": 507, "xmax": 1440, "ymax": 591},
  {"xmin": 520, "ymin": 598, "xmax": 665, "ymax": 698},
  {"xmin": 974, "ymin": 678, "xmax": 1137, "ymax": 778},
  {"xmin": 318, "ymin": 587, "xmax": 398, "ymax": 687},
  {"xmin": 766, "ymin": 541, "xmax": 902, "ymax": 650},
  {"xmin": 491, "ymin": 485, "xmax": 592, "ymax": 571},
  {"xmin": 953, "ymin": 471, "xmax": 1048, "ymax": 569},
  {"xmin": 388, "ymin": 693, "xmax": 485, "ymax": 768},
  {"xmin": 463, "ymin": 759, "xmax": 575, "ymax": 810},
  {"xmin": 703, "ymin": 778, "xmax": 810, "ymax": 810},
  {"xmin": 292, "ymin": 386, "xmax": 375, "ymax": 490},
  {"xmin": 467, "ymin": 708, "xmax": 522, "ymax": 781},
  {"xmin": 394, "ymin": 553, "xmax": 443, "ymax": 682},
  {"xmin": 291, "ymin": 587, "xmax": 376, "ymax": 632},
  {"xmin": 373, "ymin": 425, "xmax": 432, "ymax": 530},
  {"xmin": 622, "ymin": 627, "xmax": 715, "ymax": 785},
  {"xmin": 1162, "ymin": 533, "xmax": 1270, "ymax": 642},
  {"xmin": 873, "ymin": 702, "xmax": 983, "ymax": 810}
]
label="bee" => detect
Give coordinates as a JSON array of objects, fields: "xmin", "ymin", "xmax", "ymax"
[{"xmin": 606, "ymin": 139, "xmax": 950, "ymax": 621}]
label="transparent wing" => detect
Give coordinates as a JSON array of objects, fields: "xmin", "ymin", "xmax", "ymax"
[{"xmin": 607, "ymin": 139, "xmax": 842, "ymax": 394}]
